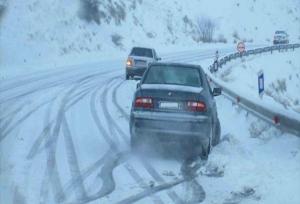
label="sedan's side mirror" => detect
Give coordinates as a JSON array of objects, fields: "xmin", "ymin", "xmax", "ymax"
[
  {"xmin": 136, "ymin": 82, "xmax": 140, "ymax": 89},
  {"xmin": 213, "ymin": 87, "xmax": 222, "ymax": 96},
  {"xmin": 156, "ymin": 57, "xmax": 162, "ymax": 61}
]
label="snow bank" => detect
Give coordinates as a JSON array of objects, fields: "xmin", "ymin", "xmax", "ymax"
[{"xmin": 215, "ymin": 49, "xmax": 300, "ymax": 118}]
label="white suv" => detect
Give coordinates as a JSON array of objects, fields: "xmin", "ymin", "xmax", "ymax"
[
  {"xmin": 273, "ymin": 31, "xmax": 289, "ymax": 45},
  {"xmin": 125, "ymin": 47, "xmax": 161, "ymax": 80}
]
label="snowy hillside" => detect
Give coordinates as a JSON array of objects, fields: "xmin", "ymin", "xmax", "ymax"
[
  {"xmin": 215, "ymin": 49, "xmax": 300, "ymax": 118},
  {"xmin": 0, "ymin": 0, "xmax": 300, "ymax": 72}
]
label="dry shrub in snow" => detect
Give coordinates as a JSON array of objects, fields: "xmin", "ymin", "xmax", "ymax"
[
  {"xmin": 78, "ymin": 0, "xmax": 126, "ymax": 25},
  {"xmin": 111, "ymin": 34, "xmax": 123, "ymax": 47},
  {"xmin": 218, "ymin": 34, "xmax": 227, "ymax": 43},
  {"xmin": 0, "ymin": 0, "xmax": 7, "ymax": 23},
  {"xmin": 78, "ymin": 0, "xmax": 102, "ymax": 24},
  {"xmin": 270, "ymin": 79, "xmax": 287, "ymax": 93},
  {"xmin": 107, "ymin": 2, "xmax": 126, "ymax": 25},
  {"xmin": 232, "ymin": 31, "xmax": 240, "ymax": 40},
  {"xmin": 0, "ymin": 6, "xmax": 4, "ymax": 21},
  {"xmin": 265, "ymin": 79, "xmax": 292, "ymax": 109},
  {"xmin": 146, "ymin": 32, "xmax": 155, "ymax": 38},
  {"xmin": 196, "ymin": 16, "xmax": 216, "ymax": 42}
]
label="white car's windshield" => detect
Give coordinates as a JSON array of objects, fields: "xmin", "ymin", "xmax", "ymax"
[{"xmin": 130, "ymin": 47, "xmax": 153, "ymax": 58}]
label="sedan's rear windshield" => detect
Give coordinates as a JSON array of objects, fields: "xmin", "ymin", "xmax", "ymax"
[
  {"xmin": 130, "ymin": 48, "xmax": 153, "ymax": 58},
  {"xmin": 143, "ymin": 65, "xmax": 202, "ymax": 87}
]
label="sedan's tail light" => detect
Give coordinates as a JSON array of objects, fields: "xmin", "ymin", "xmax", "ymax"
[
  {"xmin": 187, "ymin": 101, "xmax": 206, "ymax": 112},
  {"xmin": 126, "ymin": 58, "xmax": 133, "ymax": 67},
  {"xmin": 134, "ymin": 97, "xmax": 153, "ymax": 109}
]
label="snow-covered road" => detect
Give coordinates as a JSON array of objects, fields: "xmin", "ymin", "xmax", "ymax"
[{"xmin": 1, "ymin": 47, "xmax": 300, "ymax": 204}]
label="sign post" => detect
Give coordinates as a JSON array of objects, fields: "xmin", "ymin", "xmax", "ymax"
[{"xmin": 258, "ymin": 70, "xmax": 264, "ymax": 98}]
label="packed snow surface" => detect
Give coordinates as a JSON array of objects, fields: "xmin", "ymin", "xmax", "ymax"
[{"xmin": 1, "ymin": 50, "xmax": 300, "ymax": 203}]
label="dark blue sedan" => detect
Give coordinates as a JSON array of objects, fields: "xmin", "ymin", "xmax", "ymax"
[{"xmin": 130, "ymin": 62, "xmax": 221, "ymax": 159}]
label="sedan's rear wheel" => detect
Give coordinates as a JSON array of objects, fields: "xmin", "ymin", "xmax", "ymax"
[
  {"xmin": 212, "ymin": 119, "xmax": 221, "ymax": 146},
  {"xmin": 201, "ymin": 128, "xmax": 213, "ymax": 160}
]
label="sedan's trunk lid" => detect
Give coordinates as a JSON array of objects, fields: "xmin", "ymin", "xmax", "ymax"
[{"xmin": 139, "ymin": 84, "xmax": 205, "ymax": 112}]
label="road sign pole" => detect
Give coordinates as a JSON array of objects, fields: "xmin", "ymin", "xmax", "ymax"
[{"xmin": 258, "ymin": 70, "xmax": 264, "ymax": 99}]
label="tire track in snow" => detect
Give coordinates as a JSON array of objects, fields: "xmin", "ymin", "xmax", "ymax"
[
  {"xmin": 0, "ymin": 97, "xmax": 56, "ymax": 143},
  {"xmin": 38, "ymin": 101, "xmax": 54, "ymax": 204},
  {"xmin": 115, "ymin": 178, "xmax": 185, "ymax": 204},
  {"xmin": 1, "ymin": 69, "xmax": 111, "ymax": 146},
  {"xmin": 0, "ymin": 100, "xmax": 29, "ymax": 121},
  {"xmin": 112, "ymin": 78, "xmax": 207, "ymax": 204},
  {"xmin": 103, "ymin": 78, "xmax": 185, "ymax": 204},
  {"xmin": 89, "ymin": 84, "xmax": 164, "ymax": 204},
  {"xmin": 0, "ymin": 69, "xmax": 119, "ymax": 106},
  {"xmin": 61, "ymin": 150, "xmax": 112, "ymax": 200},
  {"xmin": 13, "ymin": 186, "xmax": 27, "ymax": 204},
  {"xmin": 65, "ymin": 152, "xmax": 131, "ymax": 204},
  {"xmin": 38, "ymin": 74, "xmax": 103, "ymax": 203},
  {"xmin": 0, "ymin": 101, "xmax": 31, "ymax": 133},
  {"xmin": 27, "ymin": 73, "xmax": 113, "ymax": 160},
  {"xmin": 116, "ymin": 158, "xmax": 206, "ymax": 204},
  {"xmin": 61, "ymin": 115, "xmax": 88, "ymax": 201},
  {"xmin": 37, "ymin": 74, "xmax": 118, "ymax": 203}
]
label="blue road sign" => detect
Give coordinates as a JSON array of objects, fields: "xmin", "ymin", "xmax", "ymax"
[{"xmin": 258, "ymin": 70, "xmax": 264, "ymax": 97}]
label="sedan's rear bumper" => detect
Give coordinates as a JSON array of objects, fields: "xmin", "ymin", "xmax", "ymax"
[
  {"xmin": 130, "ymin": 111, "xmax": 211, "ymax": 143},
  {"xmin": 126, "ymin": 66, "xmax": 147, "ymax": 76}
]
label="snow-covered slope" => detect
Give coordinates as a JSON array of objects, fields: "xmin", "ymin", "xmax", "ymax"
[
  {"xmin": 215, "ymin": 49, "xmax": 300, "ymax": 118},
  {"xmin": 0, "ymin": 0, "xmax": 299, "ymax": 72}
]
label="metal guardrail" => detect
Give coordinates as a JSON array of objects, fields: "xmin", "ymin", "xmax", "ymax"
[
  {"xmin": 207, "ymin": 43, "xmax": 300, "ymax": 136},
  {"xmin": 209, "ymin": 43, "xmax": 300, "ymax": 72}
]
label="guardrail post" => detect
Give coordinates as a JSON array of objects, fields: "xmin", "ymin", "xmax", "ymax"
[{"xmin": 273, "ymin": 116, "xmax": 280, "ymax": 125}]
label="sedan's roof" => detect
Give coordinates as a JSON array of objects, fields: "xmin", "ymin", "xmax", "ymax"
[
  {"xmin": 132, "ymin": 46, "xmax": 154, "ymax": 50},
  {"xmin": 149, "ymin": 62, "xmax": 202, "ymax": 69}
]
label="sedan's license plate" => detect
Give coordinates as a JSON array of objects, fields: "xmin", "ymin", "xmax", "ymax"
[{"xmin": 159, "ymin": 102, "xmax": 179, "ymax": 109}]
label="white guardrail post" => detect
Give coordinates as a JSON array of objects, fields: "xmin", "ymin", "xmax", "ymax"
[{"xmin": 207, "ymin": 43, "xmax": 300, "ymax": 136}]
